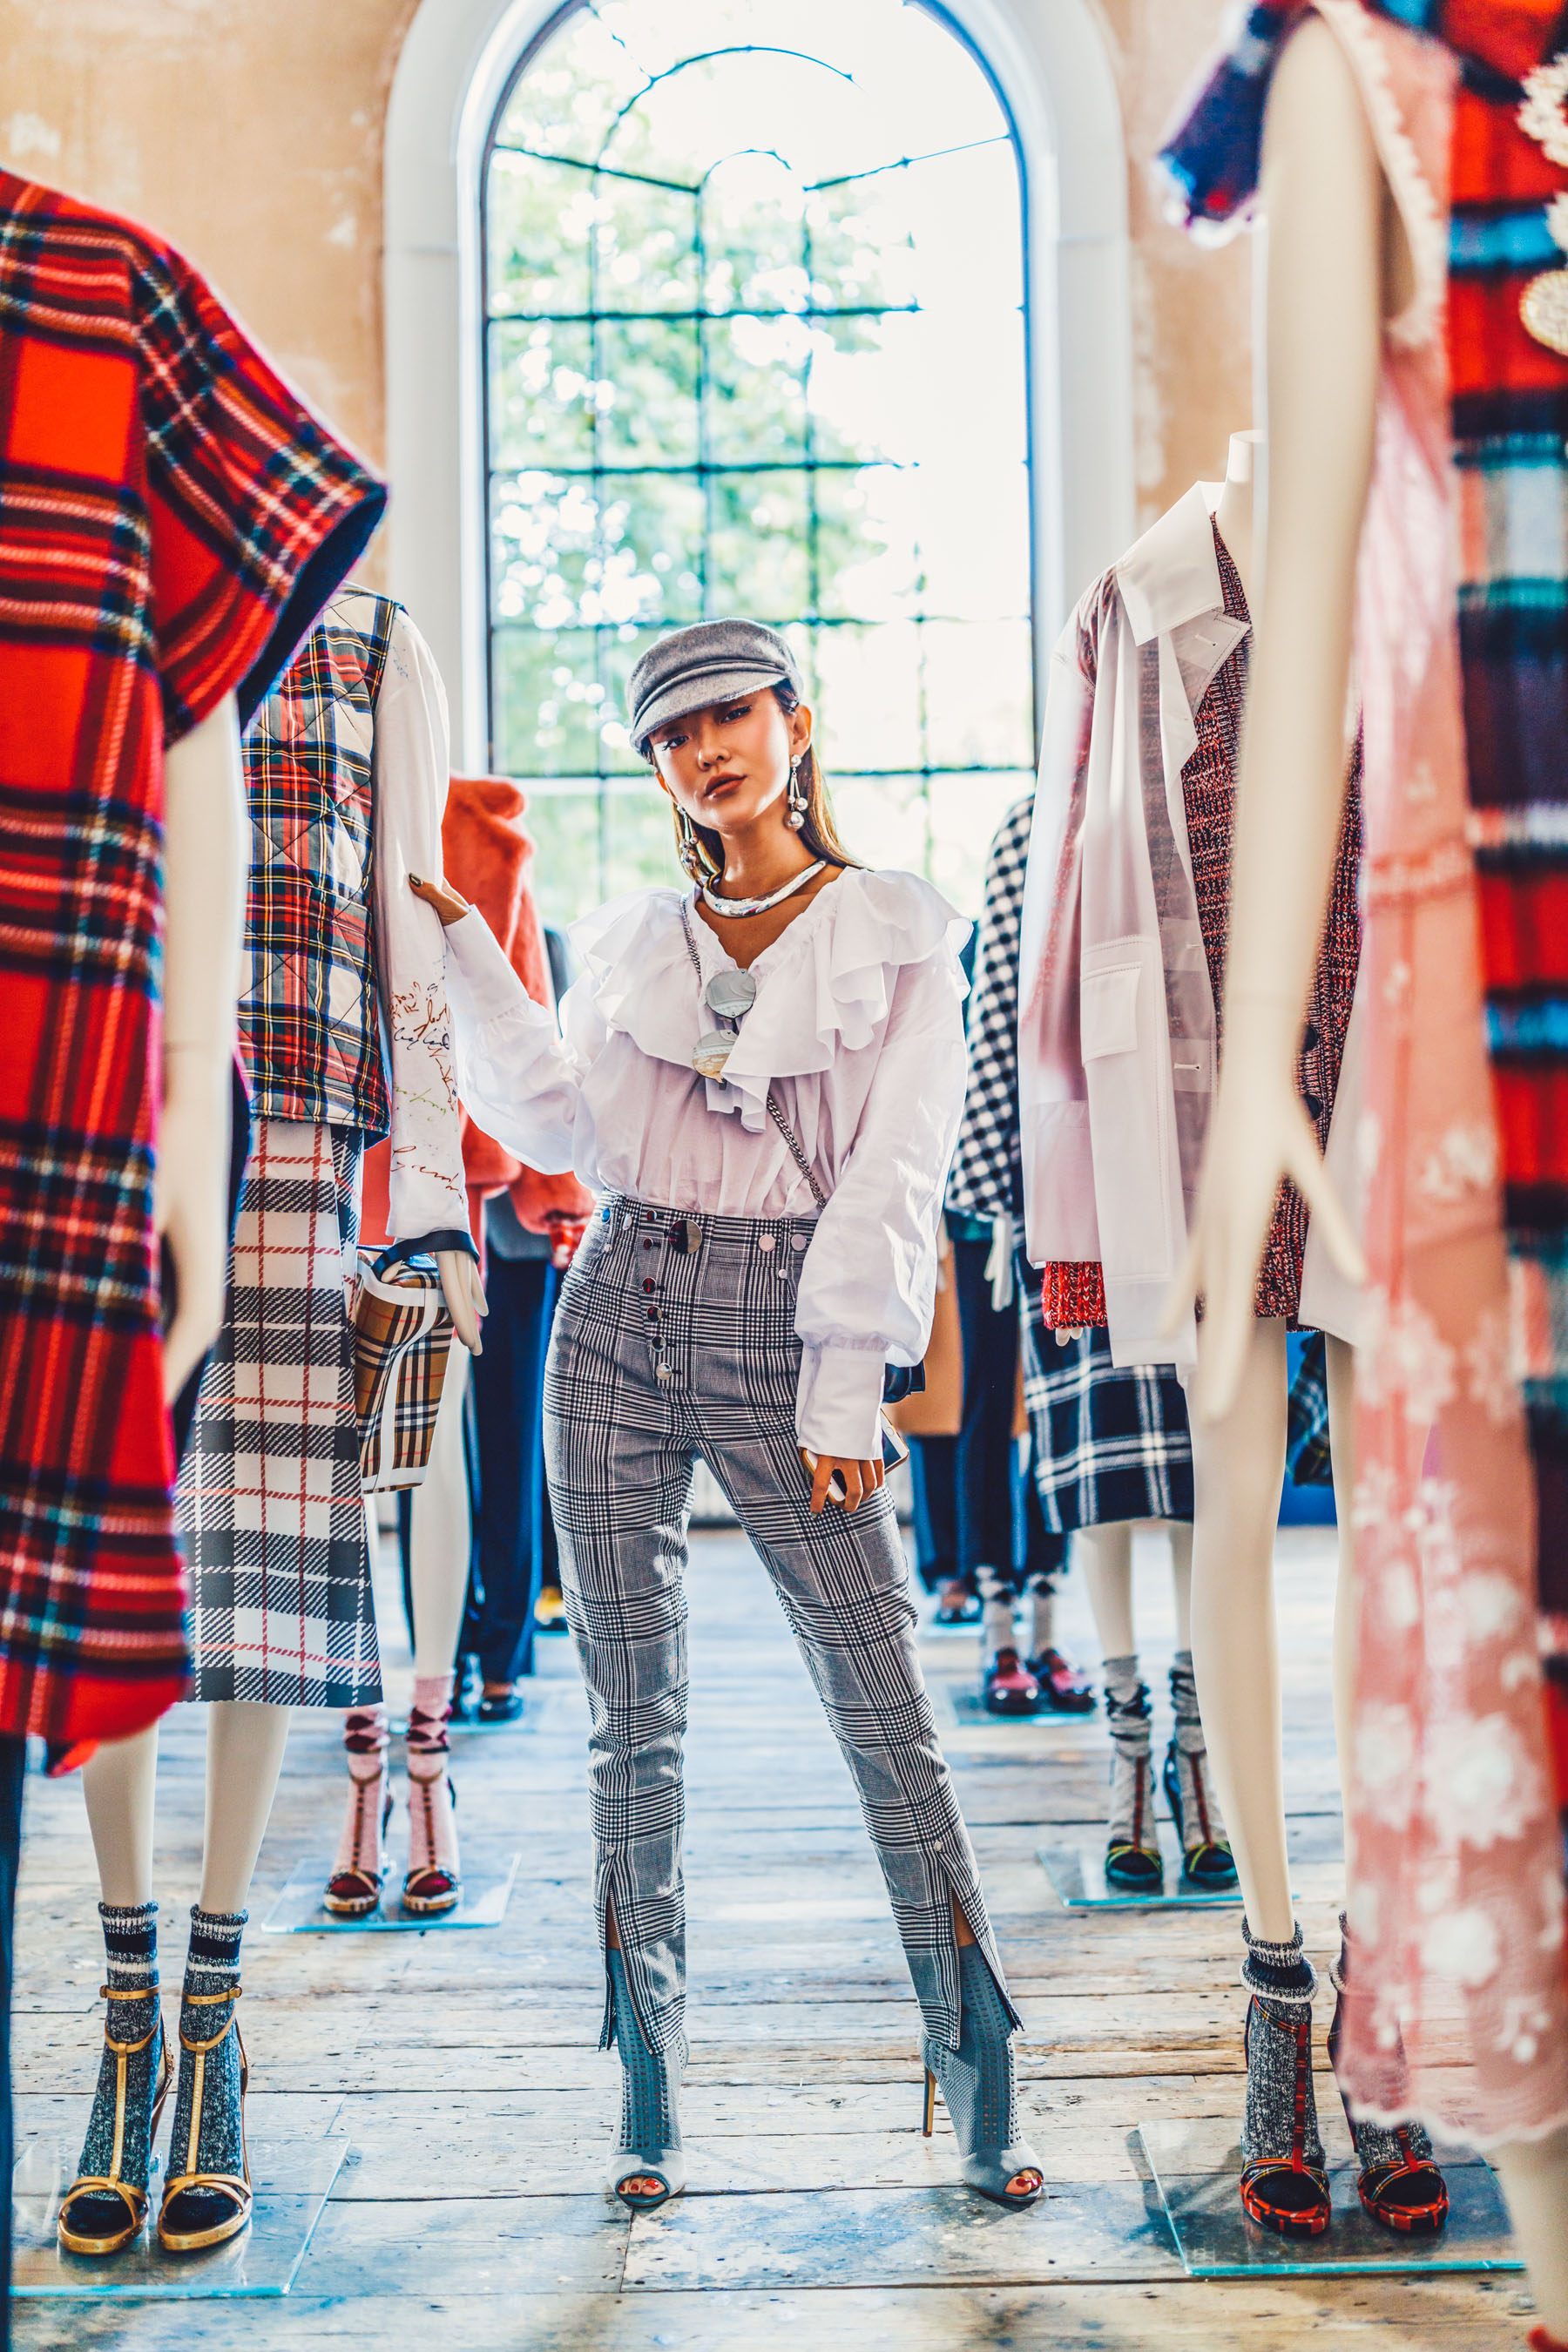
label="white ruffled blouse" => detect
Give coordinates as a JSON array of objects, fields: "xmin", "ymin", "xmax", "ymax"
[{"xmin": 443, "ymin": 867, "xmax": 970, "ymax": 1458}]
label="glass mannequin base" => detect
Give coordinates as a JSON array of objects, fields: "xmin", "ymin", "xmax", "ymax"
[
  {"xmin": 1040, "ymin": 1842, "xmax": 1272, "ymax": 1909},
  {"xmin": 12, "ymin": 2137, "xmax": 347, "ymax": 2299},
  {"xmin": 261, "ymin": 1851, "xmax": 519, "ymax": 1933},
  {"xmin": 1139, "ymin": 2117, "xmax": 1521, "ymax": 2277}
]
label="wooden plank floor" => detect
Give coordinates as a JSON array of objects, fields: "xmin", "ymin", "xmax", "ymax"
[{"xmin": 10, "ymin": 1524, "xmax": 1540, "ymax": 2349}]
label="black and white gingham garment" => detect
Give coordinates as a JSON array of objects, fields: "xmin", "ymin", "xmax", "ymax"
[
  {"xmin": 544, "ymin": 1196, "xmax": 1017, "ymax": 2062},
  {"xmin": 945, "ymin": 794, "xmax": 1033, "ymax": 1222},
  {"xmin": 1019, "ymin": 1257, "xmax": 1194, "ymax": 1532},
  {"xmin": 184, "ymin": 1119, "xmax": 380, "ymax": 1707}
]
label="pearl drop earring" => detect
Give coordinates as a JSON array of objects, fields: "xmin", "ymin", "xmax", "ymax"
[{"xmin": 787, "ymin": 755, "xmax": 808, "ymax": 830}]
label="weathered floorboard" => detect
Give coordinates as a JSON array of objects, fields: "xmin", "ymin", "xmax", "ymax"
[{"xmin": 7, "ymin": 1522, "xmax": 1534, "ymax": 2348}]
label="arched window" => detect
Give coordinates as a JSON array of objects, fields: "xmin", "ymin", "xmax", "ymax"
[{"xmin": 482, "ymin": 0, "xmax": 1033, "ymax": 923}]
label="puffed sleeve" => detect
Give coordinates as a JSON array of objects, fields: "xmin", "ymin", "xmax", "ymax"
[
  {"xmin": 794, "ymin": 942, "xmax": 970, "ymax": 1459},
  {"xmin": 368, "ymin": 608, "xmax": 470, "ymax": 1239},
  {"xmin": 444, "ymin": 907, "xmax": 584, "ymax": 1178},
  {"xmin": 134, "ymin": 240, "xmax": 385, "ymax": 738}
]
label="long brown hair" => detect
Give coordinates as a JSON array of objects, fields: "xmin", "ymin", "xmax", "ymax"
[{"xmin": 652, "ymin": 680, "xmax": 862, "ymax": 886}]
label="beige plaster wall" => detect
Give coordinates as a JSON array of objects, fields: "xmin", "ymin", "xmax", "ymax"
[
  {"xmin": 1098, "ymin": 0, "xmax": 1255, "ymax": 524},
  {"xmin": 0, "ymin": 0, "xmax": 1246, "ymax": 559}
]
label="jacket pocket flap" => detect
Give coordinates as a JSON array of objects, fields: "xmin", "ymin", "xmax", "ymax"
[{"xmin": 1080, "ymin": 963, "xmax": 1140, "ymax": 1060}]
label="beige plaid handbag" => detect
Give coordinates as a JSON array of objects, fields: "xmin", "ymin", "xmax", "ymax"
[{"xmin": 351, "ymin": 1235, "xmax": 469, "ymax": 1491}]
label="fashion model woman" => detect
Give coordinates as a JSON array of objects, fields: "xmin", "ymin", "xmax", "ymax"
[{"xmin": 411, "ymin": 618, "xmax": 1042, "ymax": 2214}]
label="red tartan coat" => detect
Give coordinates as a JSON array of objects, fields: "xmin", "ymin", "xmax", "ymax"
[{"xmin": 0, "ymin": 172, "xmax": 383, "ymax": 1744}]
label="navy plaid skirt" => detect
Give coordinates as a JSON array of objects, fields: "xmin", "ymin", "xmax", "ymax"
[{"xmin": 1018, "ymin": 1254, "xmax": 1193, "ymax": 1532}]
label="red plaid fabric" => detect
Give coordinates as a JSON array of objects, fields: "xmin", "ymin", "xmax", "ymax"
[
  {"xmin": 0, "ymin": 171, "xmax": 384, "ymax": 1743},
  {"xmin": 240, "ymin": 591, "xmax": 396, "ymax": 1133}
]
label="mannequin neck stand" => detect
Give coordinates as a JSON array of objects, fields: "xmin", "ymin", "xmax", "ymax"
[{"xmin": 1212, "ymin": 429, "xmax": 1262, "ymax": 617}]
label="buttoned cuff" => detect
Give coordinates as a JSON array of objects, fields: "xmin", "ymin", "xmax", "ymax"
[
  {"xmin": 445, "ymin": 906, "xmax": 526, "ymax": 1021},
  {"xmin": 795, "ymin": 1342, "xmax": 885, "ymax": 1463}
]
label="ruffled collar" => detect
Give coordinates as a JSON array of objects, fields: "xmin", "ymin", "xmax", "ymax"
[{"xmin": 568, "ymin": 868, "xmax": 969, "ymax": 1129}]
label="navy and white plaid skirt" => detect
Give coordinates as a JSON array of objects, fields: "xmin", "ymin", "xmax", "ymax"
[
  {"xmin": 1019, "ymin": 1254, "xmax": 1193, "ymax": 1533},
  {"xmin": 184, "ymin": 1119, "xmax": 379, "ymax": 1708}
]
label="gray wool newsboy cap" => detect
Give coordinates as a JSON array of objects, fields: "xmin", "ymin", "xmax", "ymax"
[{"xmin": 626, "ymin": 618, "xmax": 804, "ymax": 755}]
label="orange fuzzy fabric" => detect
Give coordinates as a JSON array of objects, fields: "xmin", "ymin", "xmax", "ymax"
[{"xmin": 362, "ymin": 774, "xmax": 592, "ymax": 1247}]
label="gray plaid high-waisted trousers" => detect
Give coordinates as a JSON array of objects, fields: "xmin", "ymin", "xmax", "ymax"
[{"xmin": 544, "ymin": 1195, "xmax": 1018, "ymax": 2062}]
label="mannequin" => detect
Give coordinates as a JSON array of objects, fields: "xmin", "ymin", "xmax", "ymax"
[
  {"xmin": 64, "ymin": 591, "xmax": 480, "ymax": 2261},
  {"xmin": 1072, "ymin": 1518, "xmax": 1221, "ymax": 1885},
  {"xmin": 1020, "ymin": 402, "xmax": 1369, "ymax": 2222},
  {"xmin": 158, "ymin": 697, "xmax": 247, "ymax": 1402},
  {"xmin": 1181, "ymin": 429, "xmax": 1359, "ymax": 1946},
  {"xmin": 1166, "ymin": 10, "xmax": 1568, "ymax": 2321}
]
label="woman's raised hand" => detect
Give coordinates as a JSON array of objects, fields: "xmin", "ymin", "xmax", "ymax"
[{"xmin": 409, "ymin": 874, "xmax": 470, "ymax": 928}]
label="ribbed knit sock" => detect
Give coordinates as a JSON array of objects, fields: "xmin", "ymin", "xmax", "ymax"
[
  {"xmin": 407, "ymin": 1673, "xmax": 454, "ymax": 1774},
  {"xmin": 343, "ymin": 1702, "xmax": 389, "ymax": 1780},
  {"xmin": 163, "ymin": 1907, "xmax": 247, "ymax": 2238},
  {"xmin": 1240, "ymin": 1917, "xmax": 1323, "ymax": 2171},
  {"xmin": 68, "ymin": 1902, "xmax": 163, "ymax": 2236},
  {"xmin": 406, "ymin": 1673, "xmax": 459, "ymax": 1897},
  {"xmin": 1103, "ymin": 1658, "xmax": 1156, "ymax": 1853},
  {"xmin": 331, "ymin": 1703, "xmax": 391, "ymax": 1892},
  {"xmin": 976, "ymin": 1566, "xmax": 1015, "ymax": 1657},
  {"xmin": 1027, "ymin": 1576, "xmax": 1057, "ymax": 1658},
  {"xmin": 1166, "ymin": 1651, "xmax": 1230, "ymax": 1851}
]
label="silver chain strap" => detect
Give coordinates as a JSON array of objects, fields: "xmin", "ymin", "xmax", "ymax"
[{"xmin": 679, "ymin": 902, "xmax": 828, "ymax": 1211}]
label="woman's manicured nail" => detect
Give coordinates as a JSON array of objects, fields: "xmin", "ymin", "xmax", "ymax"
[{"xmin": 409, "ymin": 874, "xmax": 422, "ymax": 886}]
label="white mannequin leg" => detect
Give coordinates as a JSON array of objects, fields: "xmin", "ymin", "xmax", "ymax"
[
  {"xmin": 1490, "ymin": 2131, "xmax": 1568, "ymax": 2340},
  {"xmin": 199, "ymin": 1703, "xmax": 292, "ymax": 1916},
  {"xmin": 1188, "ymin": 1315, "xmax": 1292, "ymax": 1942},
  {"xmin": 409, "ymin": 1352, "xmax": 471, "ymax": 1677},
  {"xmin": 1168, "ymin": 1522, "xmax": 1193, "ymax": 1650},
  {"xmin": 81, "ymin": 1727, "xmax": 159, "ymax": 1908},
  {"xmin": 1077, "ymin": 1522, "xmax": 1134, "ymax": 1660}
]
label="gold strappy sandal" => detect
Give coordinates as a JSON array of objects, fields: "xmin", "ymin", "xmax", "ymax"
[
  {"xmin": 57, "ymin": 1984, "xmax": 172, "ymax": 2256},
  {"xmin": 157, "ymin": 1985, "xmax": 251, "ymax": 2254}
]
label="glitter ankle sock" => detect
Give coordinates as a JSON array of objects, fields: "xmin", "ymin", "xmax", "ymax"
[
  {"xmin": 1240, "ymin": 1918, "xmax": 1323, "ymax": 2173},
  {"xmin": 163, "ymin": 1907, "xmax": 247, "ymax": 2240},
  {"xmin": 66, "ymin": 1903, "xmax": 164, "ymax": 2239}
]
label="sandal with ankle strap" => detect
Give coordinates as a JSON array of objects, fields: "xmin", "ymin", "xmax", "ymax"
[
  {"xmin": 57, "ymin": 1984, "xmax": 172, "ymax": 2256},
  {"xmin": 325, "ymin": 1707, "xmax": 393, "ymax": 1916},
  {"xmin": 1326, "ymin": 1916, "xmax": 1448, "ymax": 2235},
  {"xmin": 403, "ymin": 1762, "xmax": 461, "ymax": 1915},
  {"xmin": 158, "ymin": 1986, "xmax": 251, "ymax": 2254},
  {"xmin": 1239, "ymin": 1997, "xmax": 1332, "ymax": 2237}
]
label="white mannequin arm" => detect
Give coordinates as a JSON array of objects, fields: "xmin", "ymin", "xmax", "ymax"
[
  {"xmin": 158, "ymin": 693, "xmax": 246, "ymax": 1402},
  {"xmin": 372, "ymin": 610, "xmax": 485, "ymax": 1355},
  {"xmin": 1166, "ymin": 18, "xmax": 1382, "ymax": 1416}
]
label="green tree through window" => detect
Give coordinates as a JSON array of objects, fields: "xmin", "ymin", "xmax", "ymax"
[{"xmin": 483, "ymin": 0, "xmax": 1034, "ymax": 923}]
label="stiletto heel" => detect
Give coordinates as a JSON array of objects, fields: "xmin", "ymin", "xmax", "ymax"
[
  {"xmin": 922, "ymin": 1944, "xmax": 1044, "ymax": 2208},
  {"xmin": 605, "ymin": 1949, "xmax": 686, "ymax": 2211},
  {"xmin": 1327, "ymin": 1913, "xmax": 1448, "ymax": 2234},
  {"xmin": 922, "ymin": 2067, "xmax": 935, "ymax": 2138}
]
